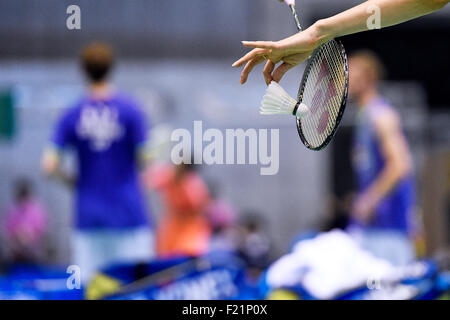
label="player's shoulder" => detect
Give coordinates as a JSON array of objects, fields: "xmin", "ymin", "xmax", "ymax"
[
  {"xmin": 112, "ymin": 91, "xmax": 143, "ymax": 112},
  {"xmin": 368, "ymin": 97, "xmax": 399, "ymax": 123},
  {"xmin": 113, "ymin": 93, "xmax": 148, "ymax": 128},
  {"xmin": 58, "ymin": 97, "xmax": 86, "ymax": 121},
  {"xmin": 368, "ymin": 99, "xmax": 401, "ymax": 133}
]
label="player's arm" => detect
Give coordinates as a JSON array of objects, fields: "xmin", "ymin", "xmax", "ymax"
[
  {"xmin": 128, "ymin": 105, "xmax": 151, "ymax": 170},
  {"xmin": 312, "ymin": 0, "xmax": 448, "ymax": 40},
  {"xmin": 41, "ymin": 146, "xmax": 76, "ymax": 188},
  {"xmin": 234, "ymin": 0, "xmax": 449, "ymax": 84},
  {"xmin": 353, "ymin": 111, "xmax": 412, "ymax": 221},
  {"xmin": 137, "ymin": 143, "xmax": 152, "ymax": 170},
  {"xmin": 43, "ymin": 107, "xmax": 79, "ymax": 188}
]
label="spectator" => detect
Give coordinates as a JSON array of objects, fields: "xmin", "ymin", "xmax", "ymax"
[
  {"xmin": 3, "ymin": 178, "xmax": 47, "ymax": 264},
  {"xmin": 146, "ymin": 162, "xmax": 211, "ymax": 257},
  {"xmin": 206, "ymin": 185, "xmax": 238, "ymax": 252},
  {"xmin": 237, "ymin": 212, "xmax": 272, "ymax": 273}
]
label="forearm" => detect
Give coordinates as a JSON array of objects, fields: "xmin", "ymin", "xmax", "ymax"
[
  {"xmin": 41, "ymin": 147, "xmax": 76, "ymax": 188},
  {"xmin": 53, "ymin": 169, "xmax": 77, "ymax": 188},
  {"xmin": 364, "ymin": 162, "xmax": 408, "ymax": 206},
  {"xmin": 317, "ymin": 0, "xmax": 447, "ymax": 39},
  {"xmin": 281, "ymin": 0, "xmax": 448, "ymax": 50}
]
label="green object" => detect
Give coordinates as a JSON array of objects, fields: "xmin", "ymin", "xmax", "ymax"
[{"xmin": 0, "ymin": 89, "xmax": 15, "ymax": 139}]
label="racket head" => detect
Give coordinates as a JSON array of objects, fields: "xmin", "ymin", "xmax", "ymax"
[{"xmin": 296, "ymin": 39, "xmax": 349, "ymax": 151}]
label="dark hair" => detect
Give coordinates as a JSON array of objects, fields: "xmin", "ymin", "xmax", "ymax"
[
  {"xmin": 81, "ymin": 42, "xmax": 114, "ymax": 83},
  {"xmin": 240, "ymin": 211, "xmax": 265, "ymax": 232},
  {"xmin": 14, "ymin": 178, "xmax": 33, "ymax": 202}
]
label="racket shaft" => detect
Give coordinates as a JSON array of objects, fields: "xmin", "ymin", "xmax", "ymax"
[{"xmin": 288, "ymin": 5, "xmax": 302, "ymax": 32}]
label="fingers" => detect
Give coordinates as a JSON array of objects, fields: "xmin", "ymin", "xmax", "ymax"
[
  {"xmin": 232, "ymin": 48, "xmax": 269, "ymax": 68},
  {"xmin": 240, "ymin": 56, "xmax": 265, "ymax": 84},
  {"xmin": 232, "ymin": 42, "xmax": 278, "ymax": 84},
  {"xmin": 263, "ymin": 60, "xmax": 275, "ymax": 85},
  {"xmin": 272, "ymin": 62, "xmax": 295, "ymax": 83},
  {"xmin": 241, "ymin": 41, "xmax": 276, "ymax": 49}
]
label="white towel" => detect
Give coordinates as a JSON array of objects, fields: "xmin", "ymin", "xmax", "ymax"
[{"xmin": 266, "ymin": 230, "xmax": 396, "ymax": 299}]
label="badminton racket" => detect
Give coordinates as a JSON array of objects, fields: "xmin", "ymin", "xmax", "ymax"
[{"xmin": 279, "ymin": 0, "xmax": 349, "ymax": 150}]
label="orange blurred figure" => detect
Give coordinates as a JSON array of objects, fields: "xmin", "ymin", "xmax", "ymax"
[{"xmin": 146, "ymin": 162, "xmax": 211, "ymax": 257}]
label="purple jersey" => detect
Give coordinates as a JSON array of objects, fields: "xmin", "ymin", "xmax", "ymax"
[
  {"xmin": 352, "ymin": 97, "xmax": 414, "ymax": 233},
  {"xmin": 51, "ymin": 92, "xmax": 150, "ymax": 230}
]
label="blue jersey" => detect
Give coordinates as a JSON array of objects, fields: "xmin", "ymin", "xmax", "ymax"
[
  {"xmin": 352, "ymin": 97, "xmax": 414, "ymax": 232},
  {"xmin": 51, "ymin": 92, "xmax": 150, "ymax": 230}
]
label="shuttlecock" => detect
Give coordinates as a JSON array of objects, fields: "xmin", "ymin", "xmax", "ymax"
[{"xmin": 260, "ymin": 81, "xmax": 309, "ymax": 118}]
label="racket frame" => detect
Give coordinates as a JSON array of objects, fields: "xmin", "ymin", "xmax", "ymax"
[
  {"xmin": 287, "ymin": 4, "xmax": 349, "ymax": 151},
  {"xmin": 296, "ymin": 40, "xmax": 349, "ymax": 150}
]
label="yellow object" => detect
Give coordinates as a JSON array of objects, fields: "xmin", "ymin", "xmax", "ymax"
[
  {"xmin": 267, "ymin": 289, "xmax": 300, "ymax": 300},
  {"xmin": 86, "ymin": 273, "xmax": 122, "ymax": 300}
]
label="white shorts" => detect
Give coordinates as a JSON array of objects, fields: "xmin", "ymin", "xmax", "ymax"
[{"xmin": 72, "ymin": 227, "xmax": 154, "ymax": 285}]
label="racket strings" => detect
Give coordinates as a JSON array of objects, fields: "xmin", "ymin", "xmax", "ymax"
[
  {"xmin": 321, "ymin": 44, "xmax": 343, "ymax": 130},
  {"xmin": 300, "ymin": 40, "xmax": 346, "ymax": 148}
]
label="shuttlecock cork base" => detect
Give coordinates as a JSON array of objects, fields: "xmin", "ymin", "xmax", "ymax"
[{"xmin": 260, "ymin": 81, "xmax": 309, "ymax": 118}]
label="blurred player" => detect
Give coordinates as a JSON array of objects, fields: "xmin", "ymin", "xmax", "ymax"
[
  {"xmin": 233, "ymin": 0, "xmax": 449, "ymax": 84},
  {"xmin": 348, "ymin": 51, "xmax": 415, "ymax": 265},
  {"xmin": 41, "ymin": 42, "xmax": 153, "ymax": 284}
]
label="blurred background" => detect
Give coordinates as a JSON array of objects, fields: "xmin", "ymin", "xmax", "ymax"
[{"xmin": 0, "ymin": 0, "xmax": 448, "ymax": 297}]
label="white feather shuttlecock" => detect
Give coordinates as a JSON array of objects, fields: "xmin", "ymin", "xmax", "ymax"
[{"xmin": 260, "ymin": 81, "xmax": 309, "ymax": 118}]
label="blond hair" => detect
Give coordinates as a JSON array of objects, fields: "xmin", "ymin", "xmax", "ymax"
[{"xmin": 350, "ymin": 50, "xmax": 386, "ymax": 82}]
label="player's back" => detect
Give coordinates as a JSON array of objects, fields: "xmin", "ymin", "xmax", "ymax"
[{"xmin": 52, "ymin": 92, "xmax": 149, "ymax": 229}]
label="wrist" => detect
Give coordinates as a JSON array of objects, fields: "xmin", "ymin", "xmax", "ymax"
[
  {"xmin": 312, "ymin": 19, "xmax": 337, "ymax": 44},
  {"xmin": 277, "ymin": 24, "xmax": 326, "ymax": 54}
]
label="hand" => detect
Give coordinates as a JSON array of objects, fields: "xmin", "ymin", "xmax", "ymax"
[
  {"xmin": 41, "ymin": 150, "xmax": 59, "ymax": 176},
  {"xmin": 232, "ymin": 25, "xmax": 322, "ymax": 84},
  {"xmin": 351, "ymin": 193, "xmax": 377, "ymax": 224}
]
